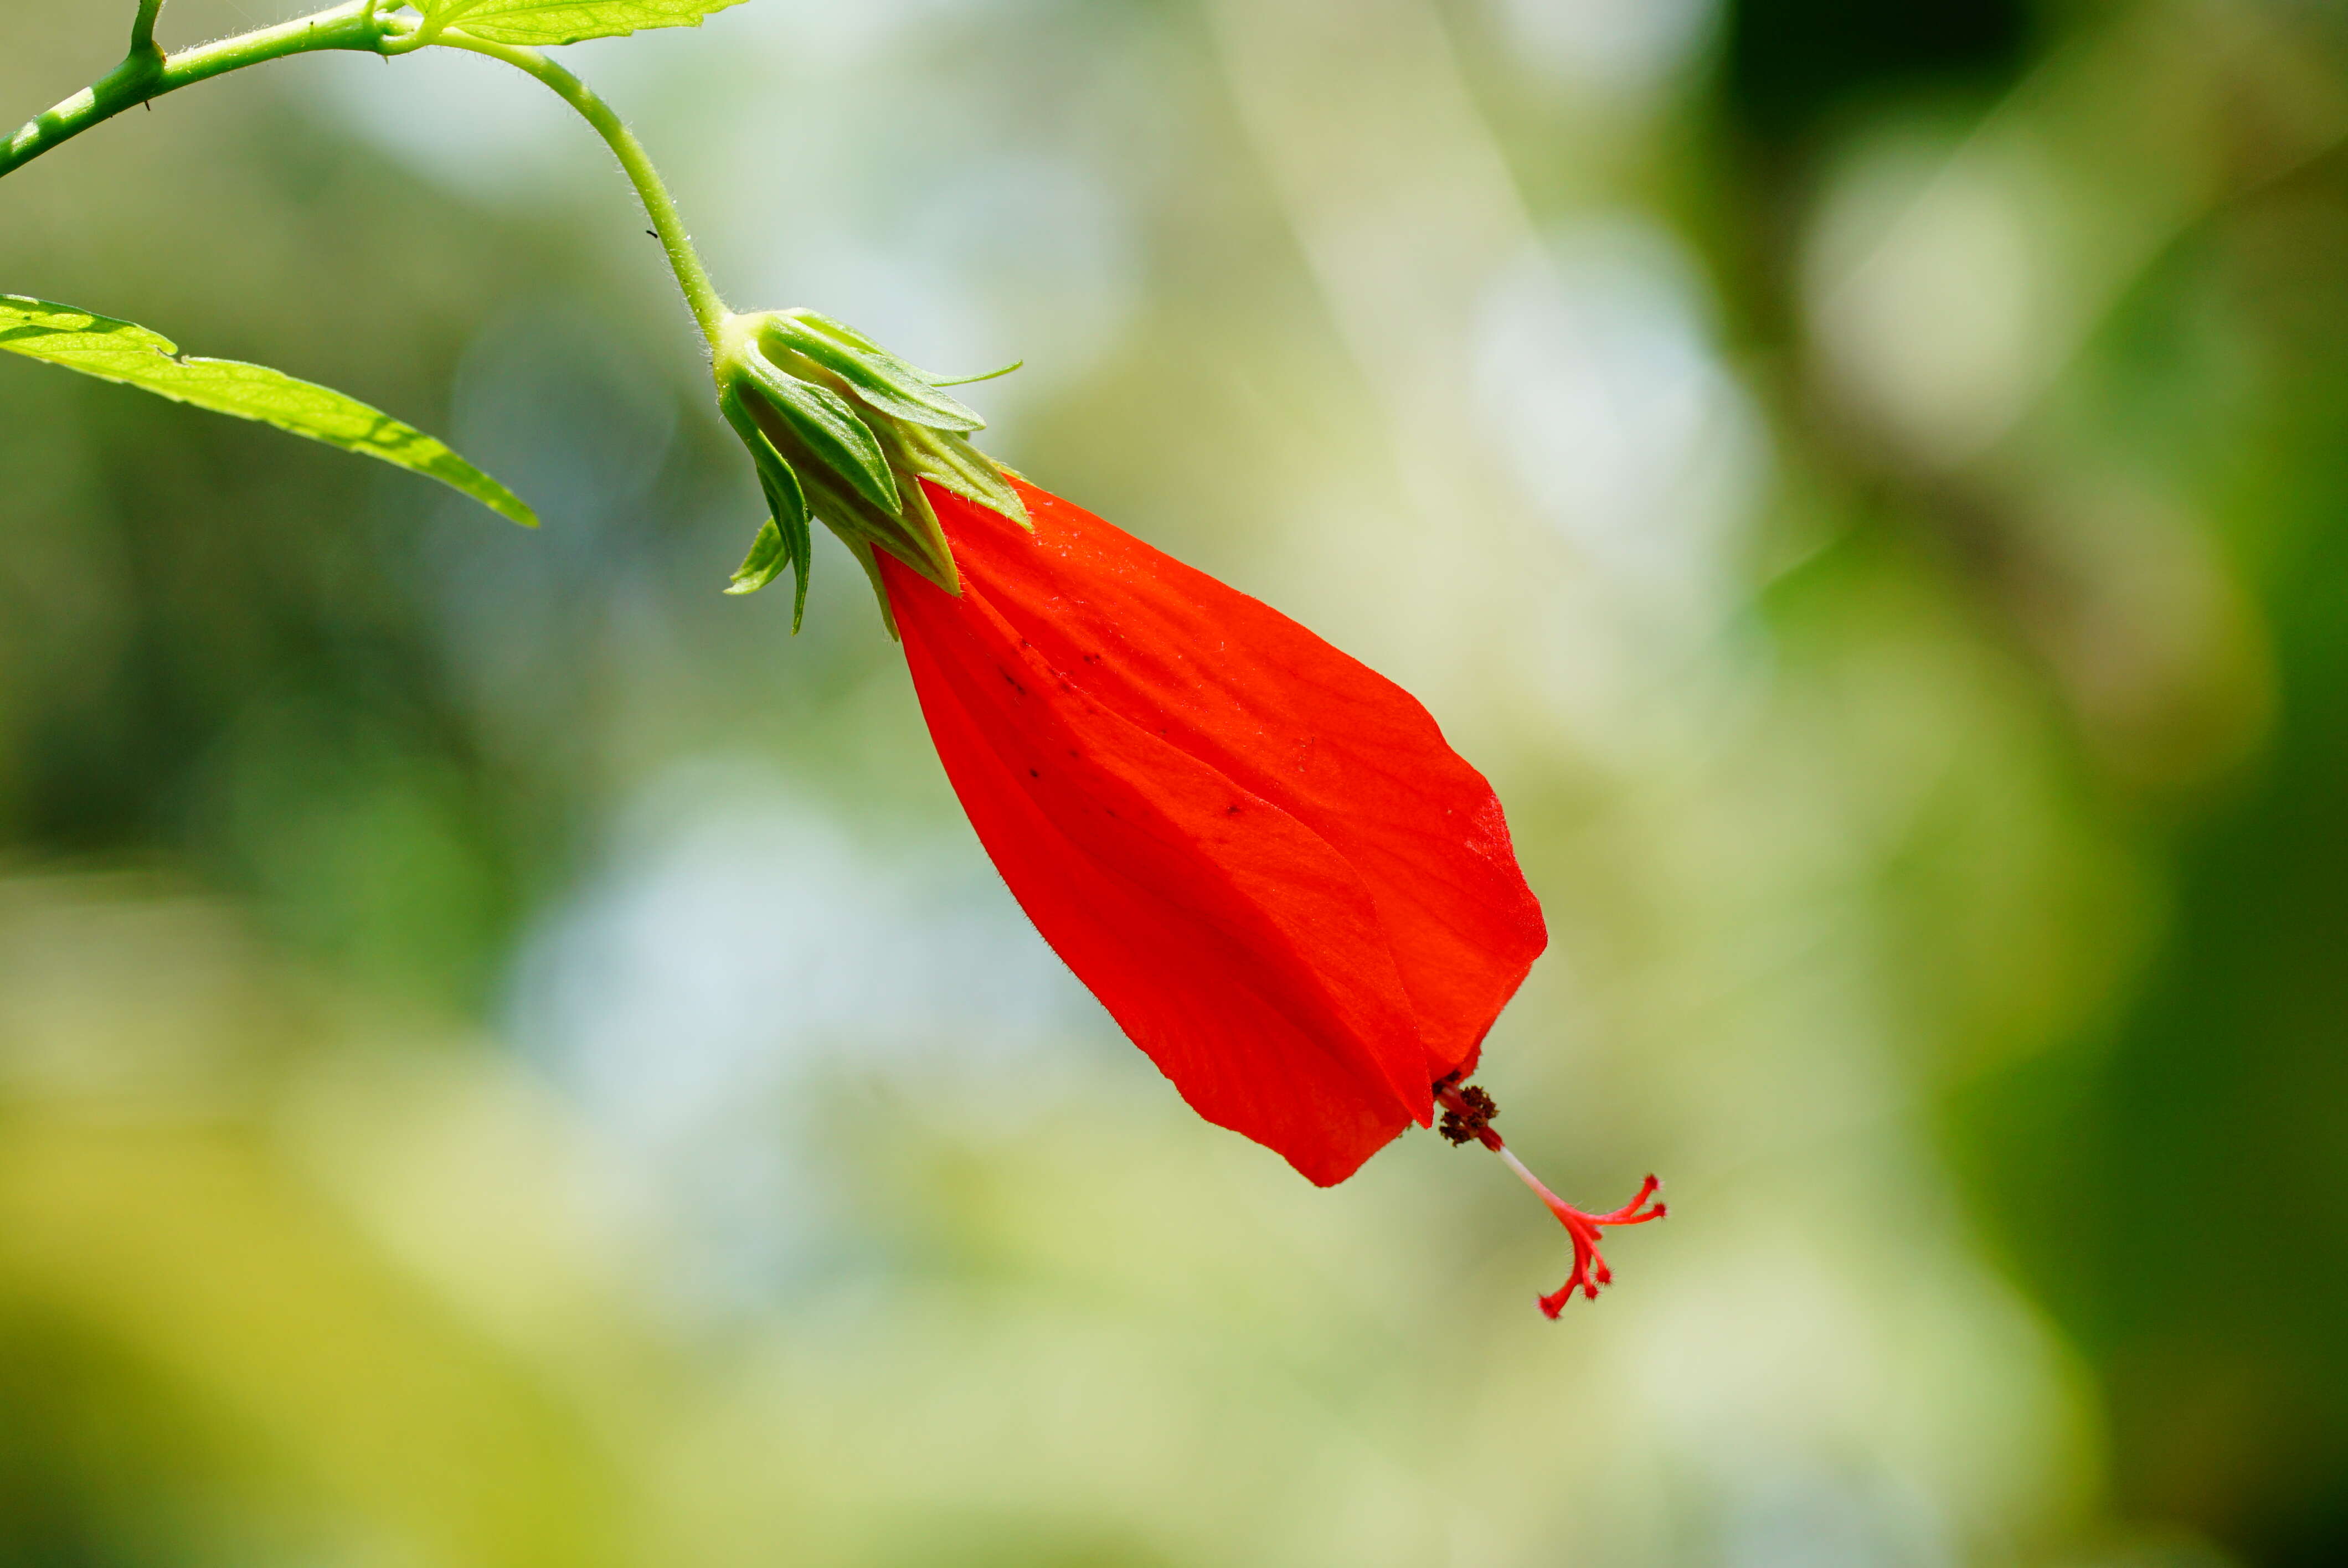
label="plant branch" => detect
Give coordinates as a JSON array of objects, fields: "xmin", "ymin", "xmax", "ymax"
[
  {"xmin": 430, "ymin": 30, "xmax": 731, "ymax": 348},
  {"xmin": 2, "ymin": 2, "xmax": 387, "ymax": 180},
  {"xmin": 130, "ymin": 0, "xmax": 167, "ymax": 60},
  {"xmin": 2, "ymin": 6, "xmax": 729, "ymax": 358}
]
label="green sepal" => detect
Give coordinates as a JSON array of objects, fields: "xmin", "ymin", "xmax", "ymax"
[
  {"xmin": 762, "ymin": 312, "xmax": 984, "ymax": 434},
  {"xmin": 732, "ymin": 477, "xmax": 813, "ymax": 631},
  {"xmin": 881, "ymin": 418, "xmax": 1031, "ymax": 529},
  {"xmin": 794, "ymin": 454, "xmax": 959, "ymax": 596},
  {"xmin": 730, "ymin": 368, "xmax": 958, "ymax": 592},
  {"xmin": 718, "ymin": 388, "xmax": 813, "ymax": 627},
  {"xmin": 738, "ymin": 355, "xmax": 899, "ymax": 513},
  {"xmin": 925, "ymin": 360, "xmax": 1023, "ymax": 388},
  {"xmin": 729, "ymin": 518, "xmax": 789, "ymax": 592},
  {"xmin": 711, "ymin": 307, "xmax": 1031, "ymax": 626},
  {"xmin": 841, "ymin": 537, "xmax": 902, "ymax": 642}
]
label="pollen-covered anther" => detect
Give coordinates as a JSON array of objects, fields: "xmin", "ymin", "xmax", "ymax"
[{"xmin": 1437, "ymin": 1082, "xmax": 1500, "ymax": 1147}]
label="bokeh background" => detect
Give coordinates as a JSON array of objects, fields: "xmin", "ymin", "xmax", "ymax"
[{"xmin": 3, "ymin": 1, "xmax": 2345, "ymax": 1564}]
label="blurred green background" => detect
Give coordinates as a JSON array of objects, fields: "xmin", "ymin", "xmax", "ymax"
[{"xmin": 3, "ymin": 1, "xmax": 2345, "ymax": 1564}]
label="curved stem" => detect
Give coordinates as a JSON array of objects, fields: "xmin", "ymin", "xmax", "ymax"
[
  {"xmin": 2, "ymin": 2, "xmax": 383, "ymax": 179},
  {"xmin": 2, "ymin": 7, "xmax": 728, "ymax": 352},
  {"xmin": 130, "ymin": 0, "xmax": 167, "ymax": 60},
  {"xmin": 431, "ymin": 32, "xmax": 730, "ymax": 349}
]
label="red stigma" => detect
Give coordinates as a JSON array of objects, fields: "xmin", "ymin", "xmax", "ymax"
[{"xmin": 1435, "ymin": 1076, "xmax": 1665, "ymax": 1318}]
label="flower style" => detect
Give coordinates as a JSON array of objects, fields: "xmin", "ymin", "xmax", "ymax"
[
  {"xmin": 1435, "ymin": 1077, "xmax": 1666, "ymax": 1316},
  {"xmin": 711, "ymin": 306, "xmax": 1663, "ymax": 1307}
]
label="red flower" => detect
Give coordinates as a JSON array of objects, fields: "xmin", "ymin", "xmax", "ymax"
[
  {"xmin": 877, "ymin": 476, "xmax": 1546, "ymax": 1185},
  {"xmin": 710, "ymin": 307, "xmax": 1663, "ymax": 1308}
]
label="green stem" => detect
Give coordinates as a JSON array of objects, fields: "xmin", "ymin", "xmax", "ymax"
[
  {"xmin": 129, "ymin": 0, "xmax": 167, "ymax": 60},
  {"xmin": 1, "ymin": 2, "xmax": 383, "ymax": 180},
  {"xmin": 2, "ymin": 7, "xmax": 728, "ymax": 354},
  {"xmin": 431, "ymin": 32, "xmax": 730, "ymax": 349}
]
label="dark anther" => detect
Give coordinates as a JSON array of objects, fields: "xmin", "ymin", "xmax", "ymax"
[{"xmin": 1436, "ymin": 1082, "xmax": 1499, "ymax": 1147}]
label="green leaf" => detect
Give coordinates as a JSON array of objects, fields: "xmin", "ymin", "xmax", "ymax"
[
  {"xmin": 738, "ymin": 357, "xmax": 900, "ymax": 513},
  {"xmin": 429, "ymin": 0, "xmax": 747, "ymax": 46},
  {"xmin": 0, "ymin": 295, "xmax": 534, "ymax": 526},
  {"xmin": 764, "ymin": 312, "xmax": 985, "ymax": 434}
]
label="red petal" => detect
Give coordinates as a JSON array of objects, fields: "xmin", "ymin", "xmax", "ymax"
[{"xmin": 880, "ymin": 479, "xmax": 1547, "ymax": 1184}]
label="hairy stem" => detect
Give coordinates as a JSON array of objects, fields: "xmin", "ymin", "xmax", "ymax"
[
  {"xmin": 429, "ymin": 31, "xmax": 730, "ymax": 347},
  {"xmin": 1, "ymin": 2, "xmax": 383, "ymax": 180}
]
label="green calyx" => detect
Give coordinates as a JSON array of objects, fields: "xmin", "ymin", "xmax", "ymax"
[{"xmin": 713, "ymin": 310, "xmax": 1030, "ymax": 633}]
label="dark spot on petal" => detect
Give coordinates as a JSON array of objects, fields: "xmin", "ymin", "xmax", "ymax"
[{"xmin": 1028, "ymin": 768, "xmax": 1039, "ymax": 778}]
